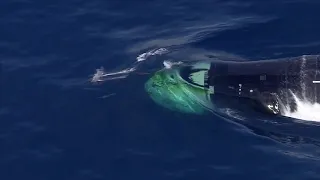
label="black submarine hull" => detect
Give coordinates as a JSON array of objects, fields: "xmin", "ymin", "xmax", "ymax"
[{"xmin": 203, "ymin": 55, "xmax": 320, "ymax": 115}]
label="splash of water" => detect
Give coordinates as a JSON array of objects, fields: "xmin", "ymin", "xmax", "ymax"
[
  {"xmin": 283, "ymin": 93, "xmax": 320, "ymax": 122},
  {"xmin": 282, "ymin": 55, "xmax": 320, "ymax": 122}
]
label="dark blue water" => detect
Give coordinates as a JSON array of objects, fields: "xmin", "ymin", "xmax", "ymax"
[{"xmin": 1, "ymin": 0, "xmax": 320, "ymax": 179}]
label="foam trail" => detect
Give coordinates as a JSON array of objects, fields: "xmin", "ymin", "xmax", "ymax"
[
  {"xmin": 284, "ymin": 93, "xmax": 320, "ymax": 122},
  {"xmin": 136, "ymin": 48, "xmax": 169, "ymax": 62},
  {"xmin": 90, "ymin": 47, "xmax": 169, "ymax": 83},
  {"xmin": 91, "ymin": 67, "xmax": 136, "ymax": 82}
]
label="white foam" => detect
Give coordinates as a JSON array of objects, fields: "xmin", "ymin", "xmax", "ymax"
[
  {"xmin": 163, "ymin": 60, "xmax": 183, "ymax": 69},
  {"xmin": 91, "ymin": 66, "xmax": 136, "ymax": 83},
  {"xmin": 136, "ymin": 48, "xmax": 169, "ymax": 62},
  {"xmin": 90, "ymin": 47, "xmax": 169, "ymax": 83},
  {"xmin": 283, "ymin": 93, "xmax": 320, "ymax": 122}
]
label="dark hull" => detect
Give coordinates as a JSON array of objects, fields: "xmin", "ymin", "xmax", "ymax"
[{"xmin": 205, "ymin": 55, "xmax": 320, "ymax": 115}]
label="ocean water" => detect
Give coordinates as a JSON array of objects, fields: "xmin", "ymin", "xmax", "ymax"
[{"xmin": 1, "ymin": 0, "xmax": 320, "ymax": 179}]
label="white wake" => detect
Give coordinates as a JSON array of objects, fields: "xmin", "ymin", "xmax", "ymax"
[
  {"xmin": 136, "ymin": 48, "xmax": 169, "ymax": 62},
  {"xmin": 90, "ymin": 47, "xmax": 169, "ymax": 83},
  {"xmin": 91, "ymin": 66, "xmax": 136, "ymax": 83},
  {"xmin": 283, "ymin": 93, "xmax": 320, "ymax": 122}
]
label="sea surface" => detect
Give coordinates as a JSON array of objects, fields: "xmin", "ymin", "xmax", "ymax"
[{"xmin": 1, "ymin": 0, "xmax": 320, "ymax": 179}]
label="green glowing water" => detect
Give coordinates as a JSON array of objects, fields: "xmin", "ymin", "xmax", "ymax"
[{"xmin": 144, "ymin": 65, "xmax": 213, "ymax": 114}]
